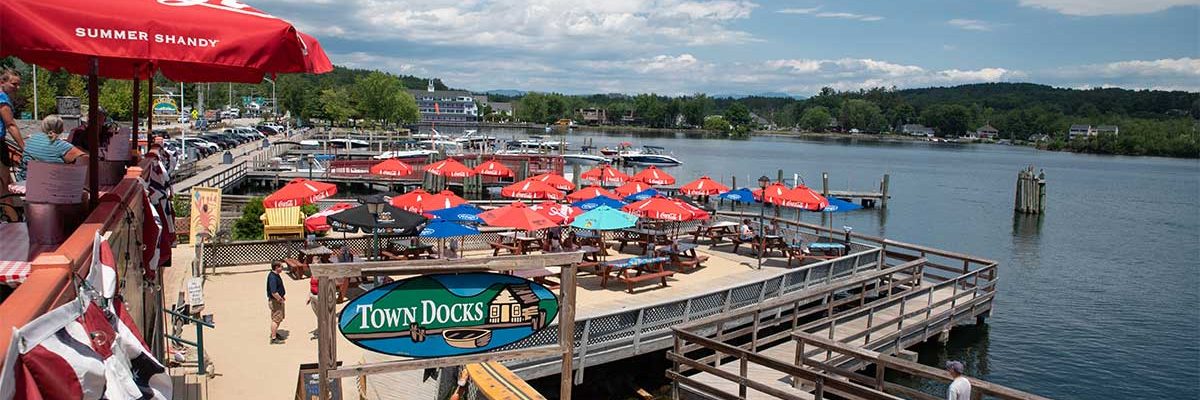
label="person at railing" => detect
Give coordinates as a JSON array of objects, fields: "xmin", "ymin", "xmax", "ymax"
[
  {"xmin": 17, "ymin": 115, "xmax": 88, "ymax": 181},
  {"xmin": 945, "ymin": 360, "xmax": 972, "ymax": 400},
  {"xmin": 0, "ymin": 68, "xmax": 25, "ymax": 222}
]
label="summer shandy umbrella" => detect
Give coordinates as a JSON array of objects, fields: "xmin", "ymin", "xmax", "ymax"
[
  {"xmin": 501, "ymin": 179, "xmax": 565, "ymax": 201},
  {"xmin": 624, "ymin": 188, "xmax": 660, "ymax": 202},
  {"xmin": 263, "ymin": 178, "xmax": 337, "ymax": 208},
  {"xmin": 570, "ymin": 205, "xmax": 639, "ymax": 231},
  {"xmin": 370, "ymin": 159, "xmax": 413, "ymax": 177},
  {"xmin": 530, "ymin": 173, "xmax": 576, "ymax": 191},
  {"xmin": 568, "ymin": 185, "xmax": 619, "ymax": 201},
  {"xmin": 572, "ymin": 195, "xmax": 627, "ymax": 211},
  {"xmin": 530, "ymin": 201, "xmax": 584, "ymax": 225},
  {"xmin": 680, "ymin": 176, "xmax": 730, "ymax": 196},
  {"xmin": 473, "ymin": 160, "xmax": 514, "ymax": 177},
  {"xmin": 478, "ymin": 201, "xmax": 558, "ymax": 231},
  {"xmin": 631, "ymin": 166, "xmax": 676, "ymax": 186}
]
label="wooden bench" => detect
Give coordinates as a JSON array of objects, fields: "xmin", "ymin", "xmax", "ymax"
[
  {"xmin": 619, "ymin": 270, "xmax": 675, "ymax": 293},
  {"xmin": 284, "ymin": 258, "xmax": 307, "ymax": 279},
  {"xmin": 672, "ymin": 255, "xmax": 710, "ymax": 272},
  {"xmin": 489, "ymin": 241, "xmax": 521, "ymax": 256}
]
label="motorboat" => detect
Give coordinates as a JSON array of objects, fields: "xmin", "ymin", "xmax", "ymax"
[
  {"xmin": 562, "ymin": 153, "xmax": 609, "ymax": 165},
  {"xmin": 617, "ymin": 145, "xmax": 682, "ymax": 166},
  {"xmin": 373, "ymin": 149, "xmax": 439, "ymax": 159},
  {"xmin": 411, "ymin": 128, "xmax": 450, "ymax": 140},
  {"xmin": 454, "ymin": 130, "xmax": 498, "ymax": 145},
  {"xmin": 324, "ymin": 138, "xmax": 371, "ymax": 149}
]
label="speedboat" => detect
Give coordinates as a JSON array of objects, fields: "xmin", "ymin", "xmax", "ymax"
[
  {"xmin": 562, "ymin": 153, "xmax": 609, "ymax": 165},
  {"xmin": 618, "ymin": 146, "xmax": 682, "ymax": 166},
  {"xmin": 324, "ymin": 138, "xmax": 371, "ymax": 149},
  {"xmin": 372, "ymin": 149, "xmax": 438, "ymax": 159},
  {"xmin": 454, "ymin": 130, "xmax": 497, "ymax": 145},
  {"xmin": 411, "ymin": 128, "xmax": 450, "ymax": 140}
]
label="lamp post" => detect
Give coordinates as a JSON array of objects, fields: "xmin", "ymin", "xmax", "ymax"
[
  {"xmin": 363, "ymin": 194, "xmax": 387, "ymax": 259},
  {"xmin": 757, "ymin": 175, "xmax": 770, "ymax": 270},
  {"xmin": 307, "ymin": 154, "xmax": 315, "ymax": 180},
  {"xmin": 263, "ymin": 77, "xmax": 277, "ymax": 120}
]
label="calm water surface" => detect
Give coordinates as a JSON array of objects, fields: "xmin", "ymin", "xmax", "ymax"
[{"xmin": 474, "ymin": 127, "xmax": 1199, "ymax": 399}]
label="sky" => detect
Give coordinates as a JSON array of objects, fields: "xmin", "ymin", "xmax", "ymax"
[{"xmin": 256, "ymin": 0, "xmax": 1200, "ymax": 96}]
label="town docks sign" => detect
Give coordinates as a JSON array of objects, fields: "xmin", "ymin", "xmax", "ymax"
[{"xmin": 338, "ymin": 273, "xmax": 559, "ymax": 358}]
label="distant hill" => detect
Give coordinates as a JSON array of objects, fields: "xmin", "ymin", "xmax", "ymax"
[
  {"xmin": 893, "ymin": 82, "xmax": 1196, "ymax": 119},
  {"xmin": 485, "ymin": 89, "xmax": 527, "ymax": 97}
]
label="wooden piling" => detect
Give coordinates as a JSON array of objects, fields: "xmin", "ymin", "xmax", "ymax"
[
  {"xmin": 821, "ymin": 172, "xmax": 829, "ymax": 197},
  {"xmin": 880, "ymin": 174, "xmax": 889, "ymax": 209},
  {"xmin": 1015, "ymin": 166, "xmax": 1046, "ymax": 214}
]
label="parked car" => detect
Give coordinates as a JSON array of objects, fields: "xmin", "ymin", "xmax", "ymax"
[
  {"xmin": 233, "ymin": 126, "xmax": 265, "ymax": 140},
  {"xmin": 255, "ymin": 125, "xmax": 279, "ymax": 136}
]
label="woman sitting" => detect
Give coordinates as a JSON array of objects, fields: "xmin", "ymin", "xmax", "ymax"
[
  {"xmin": 17, "ymin": 115, "xmax": 87, "ymax": 181},
  {"xmin": 739, "ymin": 218, "xmax": 756, "ymax": 241}
]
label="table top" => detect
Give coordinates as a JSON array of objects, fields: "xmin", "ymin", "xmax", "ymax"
[
  {"xmin": 513, "ymin": 268, "xmax": 557, "ymax": 279},
  {"xmin": 808, "ymin": 242, "xmax": 847, "ymax": 250},
  {"xmin": 705, "ymin": 221, "xmax": 739, "ymax": 229},
  {"xmin": 579, "ymin": 246, "xmax": 602, "ymax": 255},
  {"xmin": 497, "ymin": 232, "xmax": 538, "ymax": 241},
  {"xmin": 574, "ymin": 230, "xmax": 600, "ymax": 239},
  {"xmin": 300, "ymin": 245, "xmax": 333, "ymax": 256},
  {"xmin": 604, "ymin": 256, "xmax": 670, "ymax": 269},
  {"xmin": 624, "ymin": 228, "xmax": 671, "ymax": 236},
  {"xmin": 656, "ymin": 243, "xmax": 698, "ymax": 255},
  {"xmin": 0, "ymin": 223, "xmax": 32, "ymax": 284}
]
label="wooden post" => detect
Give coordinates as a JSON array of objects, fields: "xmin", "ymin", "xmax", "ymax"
[
  {"xmin": 86, "ymin": 58, "xmax": 100, "ymax": 210},
  {"xmin": 821, "ymin": 172, "xmax": 829, "ymax": 197},
  {"xmin": 558, "ymin": 263, "xmax": 577, "ymax": 400},
  {"xmin": 316, "ymin": 276, "xmax": 338, "ymax": 400},
  {"xmin": 880, "ymin": 174, "xmax": 889, "ymax": 209},
  {"xmin": 571, "ymin": 164, "xmax": 581, "ymax": 189}
]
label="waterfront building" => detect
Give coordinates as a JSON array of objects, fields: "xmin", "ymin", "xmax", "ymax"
[
  {"xmin": 490, "ymin": 102, "xmax": 514, "ymax": 117},
  {"xmin": 901, "ymin": 123, "xmax": 935, "ymax": 137},
  {"xmin": 577, "ymin": 108, "xmax": 608, "ymax": 125},
  {"xmin": 975, "ymin": 124, "xmax": 999, "ymax": 139},
  {"xmin": 1095, "ymin": 125, "xmax": 1119, "ymax": 135},
  {"xmin": 1068, "ymin": 124, "xmax": 1119, "ymax": 140},
  {"xmin": 408, "ymin": 80, "xmax": 479, "ymax": 123}
]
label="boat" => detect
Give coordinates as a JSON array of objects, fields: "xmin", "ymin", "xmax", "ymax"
[
  {"xmin": 600, "ymin": 141, "xmax": 634, "ymax": 156},
  {"xmin": 454, "ymin": 130, "xmax": 497, "ymax": 145},
  {"xmin": 324, "ymin": 138, "xmax": 370, "ymax": 149},
  {"xmin": 442, "ymin": 328, "xmax": 492, "ymax": 349},
  {"xmin": 372, "ymin": 149, "xmax": 438, "ymax": 159},
  {"xmin": 562, "ymin": 153, "xmax": 609, "ymax": 165},
  {"xmin": 618, "ymin": 145, "xmax": 682, "ymax": 166},
  {"xmin": 411, "ymin": 128, "xmax": 450, "ymax": 140}
]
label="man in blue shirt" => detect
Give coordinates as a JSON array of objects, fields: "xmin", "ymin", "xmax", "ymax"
[
  {"xmin": 0, "ymin": 69, "xmax": 25, "ymax": 222},
  {"xmin": 266, "ymin": 261, "xmax": 287, "ymax": 344}
]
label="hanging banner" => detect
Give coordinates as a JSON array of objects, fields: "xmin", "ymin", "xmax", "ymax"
[
  {"xmin": 189, "ymin": 186, "xmax": 221, "ymax": 243},
  {"xmin": 339, "ymin": 273, "xmax": 559, "ymax": 358}
]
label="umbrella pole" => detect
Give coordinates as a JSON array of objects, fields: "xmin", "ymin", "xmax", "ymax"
[
  {"xmin": 131, "ymin": 73, "xmax": 140, "ymax": 162},
  {"xmin": 145, "ymin": 72, "xmax": 154, "ymax": 156},
  {"xmin": 86, "ymin": 58, "xmax": 100, "ymax": 210}
]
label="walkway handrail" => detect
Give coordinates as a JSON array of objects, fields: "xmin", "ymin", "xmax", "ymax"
[{"xmin": 792, "ymin": 332, "xmax": 1050, "ymax": 400}]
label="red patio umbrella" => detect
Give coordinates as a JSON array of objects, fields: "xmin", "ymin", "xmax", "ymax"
[
  {"xmin": 501, "ymin": 179, "xmax": 565, "ymax": 201},
  {"xmin": 622, "ymin": 196, "xmax": 710, "ymax": 222},
  {"xmin": 431, "ymin": 190, "xmax": 469, "ymax": 210},
  {"xmin": 263, "ymin": 178, "xmax": 337, "ymax": 208},
  {"xmin": 531, "ymin": 173, "xmax": 576, "ymax": 191},
  {"xmin": 782, "ymin": 185, "xmax": 829, "ymax": 211},
  {"xmin": 390, "ymin": 189, "xmax": 435, "ymax": 213},
  {"xmin": 369, "ymin": 159, "xmax": 413, "ymax": 177},
  {"xmin": 473, "ymin": 160, "xmax": 514, "ymax": 177},
  {"xmin": 0, "ymin": 0, "xmax": 333, "ymax": 208},
  {"xmin": 425, "ymin": 158, "xmax": 476, "ymax": 178},
  {"xmin": 531, "ymin": 201, "xmax": 583, "ymax": 224},
  {"xmin": 631, "ymin": 166, "xmax": 676, "ymax": 186},
  {"xmin": 580, "ymin": 164, "xmax": 629, "ymax": 185},
  {"xmin": 567, "ymin": 185, "xmax": 619, "ymax": 201},
  {"xmin": 613, "ymin": 181, "xmax": 653, "ymax": 197},
  {"xmin": 478, "ymin": 201, "xmax": 558, "ymax": 231},
  {"xmin": 304, "ymin": 202, "xmax": 355, "ymax": 232},
  {"xmin": 679, "ymin": 176, "xmax": 730, "ymax": 196}
]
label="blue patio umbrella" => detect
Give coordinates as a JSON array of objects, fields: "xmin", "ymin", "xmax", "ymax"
[
  {"xmin": 821, "ymin": 196, "xmax": 862, "ymax": 213},
  {"xmin": 569, "ymin": 205, "xmax": 639, "ymax": 231},
  {"xmin": 572, "ymin": 195, "xmax": 626, "ymax": 211},
  {"xmin": 624, "ymin": 188, "xmax": 659, "ymax": 202},
  {"xmin": 427, "ymin": 204, "xmax": 484, "ymax": 223},
  {"xmin": 420, "ymin": 220, "xmax": 480, "ymax": 238},
  {"xmin": 718, "ymin": 188, "xmax": 756, "ymax": 204}
]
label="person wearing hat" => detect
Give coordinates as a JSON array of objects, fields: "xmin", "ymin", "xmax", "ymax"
[{"xmin": 945, "ymin": 360, "xmax": 972, "ymax": 400}]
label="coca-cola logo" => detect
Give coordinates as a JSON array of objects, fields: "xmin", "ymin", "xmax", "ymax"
[{"xmin": 157, "ymin": 0, "xmax": 277, "ymax": 19}]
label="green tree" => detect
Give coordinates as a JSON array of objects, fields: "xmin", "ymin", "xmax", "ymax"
[
  {"xmin": 232, "ymin": 196, "xmax": 266, "ymax": 241},
  {"xmin": 396, "ymin": 90, "xmax": 419, "ymax": 124},
  {"xmin": 634, "ymin": 94, "xmax": 669, "ymax": 128},
  {"xmin": 65, "ymin": 74, "xmax": 87, "ymax": 101},
  {"xmin": 723, "ymin": 103, "xmax": 752, "ymax": 128},
  {"xmin": 352, "ymin": 71, "xmax": 414, "ymax": 127},
  {"xmin": 838, "ymin": 99, "xmax": 886, "ymax": 132},
  {"xmin": 18, "ymin": 66, "xmax": 56, "ymax": 118},
  {"xmin": 703, "ymin": 115, "xmax": 730, "ymax": 132},
  {"xmin": 319, "ymin": 87, "xmax": 355, "ymax": 125},
  {"xmin": 681, "ymin": 94, "xmax": 712, "ymax": 127},
  {"xmin": 98, "ymin": 79, "xmax": 135, "ymax": 120},
  {"xmin": 921, "ymin": 104, "xmax": 973, "ymax": 137},
  {"xmin": 799, "ymin": 106, "xmax": 832, "ymax": 132}
]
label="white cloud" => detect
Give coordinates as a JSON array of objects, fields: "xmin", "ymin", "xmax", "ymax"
[
  {"xmin": 1017, "ymin": 0, "xmax": 1200, "ymax": 16},
  {"xmin": 947, "ymin": 18, "xmax": 993, "ymax": 31},
  {"xmin": 776, "ymin": 6, "xmax": 883, "ymax": 21},
  {"xmin": 1048, "ymin": 57, "xmax": 1200, "ymax": 90}
]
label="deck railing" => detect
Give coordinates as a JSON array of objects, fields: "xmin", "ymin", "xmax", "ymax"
[{"xmin": 0, "ymin": 161, "xmax": 160, "ymax": 363}]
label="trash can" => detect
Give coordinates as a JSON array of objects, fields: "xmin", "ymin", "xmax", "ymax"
[{"xmin": 222, "ymin": 151, "xmax": 233, "ymax": 164}]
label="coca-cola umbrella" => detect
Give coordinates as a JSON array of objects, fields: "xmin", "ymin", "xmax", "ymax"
[
  {"xmin": 501, "ymin": 179, "xmax": 565, "ymax": 201},
  {"xmin": 473, "ymin": 160, "xmax": 514, "ymax": 178},
  {"xmin": 425, "ymin": 158, "xmax": 476, "ymax": 178},
  {"xmin": 580, "ymin": 164, "xmax": 629, "ymax": 186},
  {"xmin": 0, "ymin": 0, "xmax": 333, "ymax": 208},
  {"xmin": 567, "ymin": 185, "xmax": 618, "ymax": 201},
  {"xmin": 530, "ymin": 173, "xmax": 576, "ymax": 191},
  {"xmin": 680, "ymin": 176, "xmax": 730, "ymax": 196},
  {"xmin": 303, "ymin": 202, "xmax": 355, "ymax": 232},
  {"xmin": 630, "ymin": 166, "xmax": 676, "ymax": 186},
  {"xmin": 613, "ymin": 180, "xmax": 653, "ymax": 197},
  {"xmin": 263, "ymin": 178, "xmax": 337, "ymax": 208},
  {"xmin": 370, "ymin": 159, "xmax": 413, "ymax": 178}
]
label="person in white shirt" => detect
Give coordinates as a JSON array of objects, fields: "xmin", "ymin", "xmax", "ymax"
[{"xmin": 945, "ymin": 360, "xmax": 972, "ymax": 400}]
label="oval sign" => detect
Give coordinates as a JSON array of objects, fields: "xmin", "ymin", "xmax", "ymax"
[{"xmin": 339, "ymin": 273, "xmax": 559, "ymax": 358}]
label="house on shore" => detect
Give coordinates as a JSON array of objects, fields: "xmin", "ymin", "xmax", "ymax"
[
  {"xmin": 408, "ymin": 80, "xmax": 479, "ymax": 123},
  {"xmin": 974, "ymin": 124, "xmax": 999, "ymax": 140},
  {"xmin": 1068, "ymin": 124, "xmax": 1119, "ymax": 140},
  {"xmin": 577, "ymin": 108, "xmax": 607, "ymax": 125},
  {"xmin": 901, "ymin": 124, "xmax": 935, "ymax": 137}
]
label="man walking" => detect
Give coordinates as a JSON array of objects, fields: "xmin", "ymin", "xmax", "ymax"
[
  {"xmin": 945, "ymin": 360, "xmax": 972, "ymax": 400},
  {"xmin": 267, "ymin": 261, "xmax": 287, "ymax": 344},
  {"xmin": 0, "ymin": 69, "xmax": 26, "ymax": 222}
]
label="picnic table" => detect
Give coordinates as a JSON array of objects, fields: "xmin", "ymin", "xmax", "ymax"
[
  {"xmin": 491, "ymin": 232, "xmax": 542, "ymax": 256},
  {"xmin": 694, "ymin": 220, "xmax": 739, "ymax": 244},
  {"xmin": 0, "ymin": 223, "xmax": 32, "ymax": 286},
  {"xmin": 284, "ymin": 245, "xmax": 332, "ymax": 279},
  {"xmin": 600, "ymin": 256, "xmax": 674, "ymax": 293},
  {"xmin": 616, "ymin": 228, "xmax": 672, "ymax": 255},
  {"xmin": 785, "ymin": 241, "xmax": 848, "ymax": 266},
  {"xmin": 383, "ymin": 243, "xmax": 436, "ymax": 260},
  {"xmin": 655, "ymin": 242, "xmax": 710, "ymax": 272},
  {"xmin": 755, "ymin": 235, "xmax": 789, "ymax": 257}
]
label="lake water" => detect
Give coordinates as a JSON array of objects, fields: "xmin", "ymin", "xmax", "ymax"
[{"xmin": 472, "ymin": 127, "xmax": 1199, "ymax": 399}]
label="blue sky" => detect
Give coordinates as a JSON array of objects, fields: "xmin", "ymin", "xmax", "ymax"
[{"xmin": 257, "ymin": 0, "xmax": 1199, "ymax": 95}]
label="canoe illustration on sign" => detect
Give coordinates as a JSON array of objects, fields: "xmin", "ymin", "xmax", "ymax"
[{"xmin": 338, "ymin": 273, "xmax": 559, "ymax": 358}]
